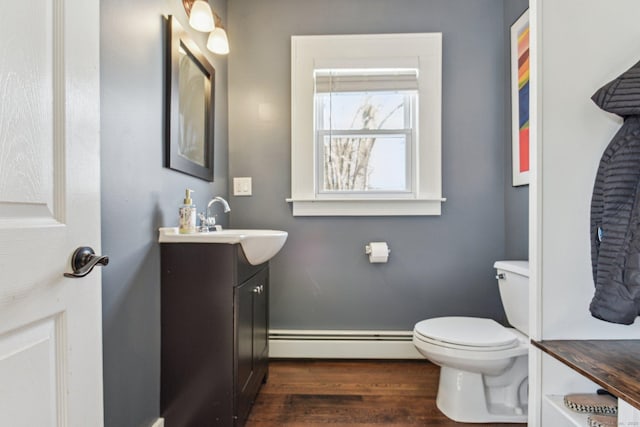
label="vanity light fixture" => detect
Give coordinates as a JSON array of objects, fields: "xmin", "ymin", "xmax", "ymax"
[
  {"xmin": 186, "ymin": 0, "xmax": 214, "ymax": 32},
  {"xmin": 182, "ymin": 0, "xmax": 230, "ymax": 55},
  {"xmin": 207, "ymin": 20, "xmax": 230, "ymax": 55}
]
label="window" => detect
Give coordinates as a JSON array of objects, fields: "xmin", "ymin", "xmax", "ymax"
[
  {"xmin": 315, "ymin": 69, "xmax": 417, "ymax": 195},
  {"xmin": 289, "ymin": 34, "xmax": 443, "ymax": 216}
]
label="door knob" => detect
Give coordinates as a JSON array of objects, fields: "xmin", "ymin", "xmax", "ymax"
[{"xmin": 64, "ymin": 246, "xmax": 109, "ymax": 278}]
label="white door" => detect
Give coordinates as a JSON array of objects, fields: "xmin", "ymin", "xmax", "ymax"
[{"xmin": 0, "ymin": 0, "xmax": 103, "ymax": 425}]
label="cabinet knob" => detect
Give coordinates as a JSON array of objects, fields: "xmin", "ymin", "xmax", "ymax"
[{"xmin": 252, "ymin": 285, "xmax": 264, "ymax": 294}]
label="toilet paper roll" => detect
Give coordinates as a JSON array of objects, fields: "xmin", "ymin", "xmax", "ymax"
[{"xmin": 366, "ymin": 242, "xmax": 390, "ymax": 263}]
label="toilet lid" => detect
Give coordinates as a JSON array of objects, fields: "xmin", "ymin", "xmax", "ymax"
[{"xmin": 414, "ymin": 317, "xmax": 518, "ymax": 349}]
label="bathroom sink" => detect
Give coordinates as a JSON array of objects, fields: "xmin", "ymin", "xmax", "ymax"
[{"xmin": 158, "ymin": 227, "xmax": 288, "ymax": 265}]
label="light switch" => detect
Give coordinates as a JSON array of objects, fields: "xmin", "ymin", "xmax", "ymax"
[{"xmin": 233, "ymin": 177, "xmax": 252, "ymax": 196}]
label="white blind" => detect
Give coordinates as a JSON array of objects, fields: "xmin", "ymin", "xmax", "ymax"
[{"xmin": 314, "ymin": 69, "xmax": 419, "ymax": 93}]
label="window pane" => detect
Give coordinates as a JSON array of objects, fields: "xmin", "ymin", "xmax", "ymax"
[
  {"xmin": 318, "ymin": 92, "xmax": 409, "ymax": 130},
  {"xmin": 322, "ymin": 134, "xmax": 407, "ymax": 192}
]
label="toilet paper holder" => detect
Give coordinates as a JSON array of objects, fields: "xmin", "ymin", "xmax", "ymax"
[{"xmin": 365, "ymin": 242, "xmax": 390, "ymax": 263}]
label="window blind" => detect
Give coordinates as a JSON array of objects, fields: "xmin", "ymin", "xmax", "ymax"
[{"xmin": 314, "ymin": 69, "xmax": 419, "ymax": 93}]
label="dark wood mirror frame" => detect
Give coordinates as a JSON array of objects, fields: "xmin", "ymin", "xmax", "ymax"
[{"xmin": 164, "ymin": 15, "xmax": 215, "ymax": 181}]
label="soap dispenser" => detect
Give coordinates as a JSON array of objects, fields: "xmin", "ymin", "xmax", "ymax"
[{"xmin": 179, "ymin": 189, "xmax": 196, "ymax": 234}]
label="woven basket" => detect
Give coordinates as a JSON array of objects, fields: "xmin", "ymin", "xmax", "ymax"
[
  {"xmin": 563, "ymin": 393, "xmax": 617, "ymax": 414},
  {"xmin": 588, "ymin": 414, "xmax": 618, "ymax": 427}
]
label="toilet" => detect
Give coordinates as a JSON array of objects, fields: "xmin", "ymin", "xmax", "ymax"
[{"xmin": 413, "ymin": 260, "xmax": 529, "ymax": 423}]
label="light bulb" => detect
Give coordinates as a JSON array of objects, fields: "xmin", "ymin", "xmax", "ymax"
[
  {"xmin": 189, "ymin": 0, "xmax": 214, "ymax": 32},
  {"xmin": 207, "ymin": 27, "xmax": 230, "ymax": 55}
]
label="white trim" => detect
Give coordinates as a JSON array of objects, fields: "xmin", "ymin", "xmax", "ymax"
[
  {"xmin": 269, "ymin": 329, "xmax": 423, "ymax": 359},
  {"xmin": 529, "ymin": 2, "xmax": 541, "ymax": 426},
  {"xmin": 150, "ymin": 417, "xmax": 164, "ymax": 427},
  {"xmin": 287, "ymin": 198, "xmax": 444, "ymax": 216}
]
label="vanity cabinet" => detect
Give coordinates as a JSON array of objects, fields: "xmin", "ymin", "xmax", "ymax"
[{"xmin": 160, "ymin": 243, "xmax": 269, "ymax": 427}]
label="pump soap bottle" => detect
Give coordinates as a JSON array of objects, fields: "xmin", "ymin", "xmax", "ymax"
[{"xmin": 179, "ymin": 189, "xmax": 197, "ymax": 234}]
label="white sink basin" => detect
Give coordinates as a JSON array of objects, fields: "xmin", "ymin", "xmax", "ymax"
[{"xmin": 159, "ymin": 227, "xmax": 288, "ymax": 265}]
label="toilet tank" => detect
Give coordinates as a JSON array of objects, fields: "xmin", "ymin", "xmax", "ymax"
[{"xmin": 494, "ymin": 260, "xmax": 529, "ymax": 336}]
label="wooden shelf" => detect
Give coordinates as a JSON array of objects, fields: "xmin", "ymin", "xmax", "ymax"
[
  {"xmin": 532, "ymin": 340, "xmax": 640, "ymax": 411},
  {"xmin": 544, "ymin": 395, "xmax": 590, "ymax": 427}
]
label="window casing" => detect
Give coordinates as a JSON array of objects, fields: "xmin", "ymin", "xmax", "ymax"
[{"xmin": 289, "ymin": 34, "xmax": 443, "ymax": 216}]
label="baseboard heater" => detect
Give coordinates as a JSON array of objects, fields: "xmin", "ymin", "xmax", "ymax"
[{"xmin": 269, "ymin": 329, "xmax": 423, "ymax": 359}]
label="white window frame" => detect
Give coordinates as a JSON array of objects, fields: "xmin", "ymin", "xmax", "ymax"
[
  {"xmin": 289, "ymin": 33, "xmax": 444, "ymax": 216},
  {"xmin": 315, "ymin": 87, "xmax": 416, "ymax": 196}
]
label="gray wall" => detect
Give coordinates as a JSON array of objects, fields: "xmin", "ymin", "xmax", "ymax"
[
  {"xmin": 100, "ymin": 0, "xmax": 228, "ymax": 425},
  {"xmin": 504, "ymin": 0, "xmax": 530, "ymax": 260},
  {"xmin": 228, "ymin": 0, "xmax": 514, "ymax": 330},
  {"xmin": 99, "ymin": 0, "xmax": 529, "ymax": 424}
]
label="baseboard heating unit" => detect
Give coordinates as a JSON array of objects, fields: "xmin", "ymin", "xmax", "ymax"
[{"xmin": 269, "ymin": 329, "xmax": 423, "ymax": 359}]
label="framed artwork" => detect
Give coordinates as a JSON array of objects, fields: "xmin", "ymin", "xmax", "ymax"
[
  {"xmin": 165, "ymin": 15, "xmax": 215, "ymax": 181},
  {"xmin": 511, "ymin": 10, "xmax": 530, "ymax": 187}
]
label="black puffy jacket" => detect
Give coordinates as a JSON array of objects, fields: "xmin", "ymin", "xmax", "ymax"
[{"xmin": 590, "ymin": 59, "xmax": 640, "ymax": 325}]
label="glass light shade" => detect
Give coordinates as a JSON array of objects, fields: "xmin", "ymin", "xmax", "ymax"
[
  {"xmin": 189, "ymin": 1, "xmax": 214, "ymax": 32},
  {"xmin": 207, "ymin": 27, "xmax": 230, "ymax": 55}
]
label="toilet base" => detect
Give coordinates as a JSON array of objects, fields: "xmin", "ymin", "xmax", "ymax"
[{"xmin": 436, "ymin": 364, "xmax": 528, "ymax": 423}]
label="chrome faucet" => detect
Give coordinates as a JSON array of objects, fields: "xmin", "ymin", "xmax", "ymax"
[
  {"xmin": 208, "ymin": 196, "xmax": 231, "ymax": 217},
  {"xmin": 200, "ymin": 196, "xmax": 231, "ymax": 231}
]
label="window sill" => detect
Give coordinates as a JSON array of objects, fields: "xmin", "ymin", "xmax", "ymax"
[{"xmin": 285, "ymin": 197, "xmax": 446, "ymax": 216}]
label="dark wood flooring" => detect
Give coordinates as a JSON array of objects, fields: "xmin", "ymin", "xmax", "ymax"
[{"xmin": 246, "ymin": 360, "xmax": 526, "ymax": 426}]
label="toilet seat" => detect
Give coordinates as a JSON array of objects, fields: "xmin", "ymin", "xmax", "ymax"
[{"xmin": 414, "ymin": 317, "xmax": 519, "ymax": 351}]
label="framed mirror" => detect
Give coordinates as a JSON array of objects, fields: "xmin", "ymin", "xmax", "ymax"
[{"xmin": 165, "ymin": 15, "xmax": 215, "ymax": 181}]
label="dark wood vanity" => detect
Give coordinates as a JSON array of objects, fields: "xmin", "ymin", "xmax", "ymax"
[{"xmin": 160, "ymin": 243, "xmax": 269, "ymax": 426}]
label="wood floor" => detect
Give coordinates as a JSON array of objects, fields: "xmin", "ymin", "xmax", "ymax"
[{"xmin": 246, "ymin": 360, "xmax": 526, "ymax": 427}]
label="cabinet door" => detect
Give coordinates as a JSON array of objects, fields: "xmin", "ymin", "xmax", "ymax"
[
  {"xmin": 234, "ymin": 268, "xmax": 269, "ymax": 426},
  {"xmin": 235, "ymin": 277, "xmax": 255, "ymax": 403},
  {"xmin": 253, "ymin": 269, "xmax": 268, "ymax": 380}
]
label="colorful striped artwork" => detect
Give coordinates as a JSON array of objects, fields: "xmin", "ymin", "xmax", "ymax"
[
  {"xmin": 511, "ymin": 10, "xmax": 530, "ymax": 186},
  {"xmin": 517, "ymin": 23, "xmax": 530, "ymax": 174}
]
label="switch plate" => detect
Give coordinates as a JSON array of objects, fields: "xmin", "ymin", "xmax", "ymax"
[{"xmin": 233, "ymin": 177, "xmax": 252, "ymax": 196}]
